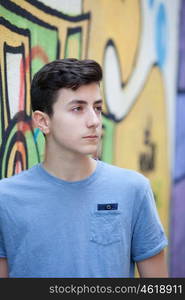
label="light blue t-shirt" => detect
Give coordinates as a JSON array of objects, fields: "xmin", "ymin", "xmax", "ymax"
[{"xmin": 0, "ymin": 160, "xmax": 168, "ymax": 277}]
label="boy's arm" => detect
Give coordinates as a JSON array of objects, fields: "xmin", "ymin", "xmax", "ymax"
[
  {"xmin": 136, "ymin": 249, "xmax": 168, "ymax": 277},
  {"xmin": 0, "ymin": 258, "xmax": 9, "ymax": 278}
]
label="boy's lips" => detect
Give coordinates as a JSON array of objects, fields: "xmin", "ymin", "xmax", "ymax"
[{"xmin": 83, "ymin": 135, "xmax": 99, "ymax": 139}]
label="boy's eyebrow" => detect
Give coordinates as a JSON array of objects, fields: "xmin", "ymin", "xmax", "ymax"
[{"xmin": 67, "ymin": 99, "xmax": 103, "ymax": 105}]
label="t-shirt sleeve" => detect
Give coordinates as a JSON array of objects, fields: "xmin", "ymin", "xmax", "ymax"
[
  {"xmin": 0, "ymin": 235, "xmax": 6, "ymax": 258},
  {"xmin": 131, "ymin": 180, "xmax": 168, "ymax": 262},
  {"xmin": 0, "ymin": 204, "xmax": 7, "ymax": 258}
]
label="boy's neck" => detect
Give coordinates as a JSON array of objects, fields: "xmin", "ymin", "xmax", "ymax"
[{"xmin": 42, "ymin": 153, "xmax": 97, "ymax": 182}]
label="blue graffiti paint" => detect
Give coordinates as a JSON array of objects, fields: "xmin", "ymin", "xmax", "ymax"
[
  {"xmin": 33, "ymin": 128, "xmax": 40, "ymax": 143},
  {"xmin": 155, "ymin": 3, "xmax": 167, "ymax": 67},
  {"xmin": 148, "ymin": 0, "xmax": 155, "ymax": 8}
]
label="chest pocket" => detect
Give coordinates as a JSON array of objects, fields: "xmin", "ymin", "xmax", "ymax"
[{"xmin": 90, "ymin": 210, "xmax": 121, "ymax": 245}]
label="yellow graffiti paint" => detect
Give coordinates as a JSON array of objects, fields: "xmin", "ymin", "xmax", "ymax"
[{"xmin": 115, "ymin": 66, "xmax": 170, "ymax": 234}]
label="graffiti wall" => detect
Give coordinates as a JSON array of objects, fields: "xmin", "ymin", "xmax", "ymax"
[
  {"xmin": 171, "ymin": 0, "xmax": 185, "ymax": 277},
  {"xmin": 0, "ymin": 0, "xmax": 183, "ymax": 276}
]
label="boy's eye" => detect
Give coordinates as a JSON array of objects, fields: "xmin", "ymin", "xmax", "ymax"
[
  {"xmin": 72, "ymin": 106, "xmax": 82, "ymax": 112},
  {"xmin": 95, "ymin": 106, "xmax": 102, "ymax": 112},
  {"xmin": 71, "ymin": 106, "xmax": 102, "ymax": 113}
]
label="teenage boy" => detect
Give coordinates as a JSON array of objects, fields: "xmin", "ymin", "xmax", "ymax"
[{"xmin": 0, "ymin": 58, "xmax": 168, "ymax": 278}]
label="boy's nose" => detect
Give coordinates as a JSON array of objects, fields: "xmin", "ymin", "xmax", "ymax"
[{"xmin": 86, "ymin": 109, "xmax": 101, "ymax": 128}]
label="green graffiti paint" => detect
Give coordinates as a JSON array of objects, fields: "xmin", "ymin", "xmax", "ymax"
[
  {"xmin": 65, "ymin": 29, "xmax": 82, "ymax": 59},
  {"xmin": 25, "ymin": 128, "xmax": 43, "ymax": 167},
  {"xmin": 0, "ymin": 5, "xmax": 58, "ymax": 75},
  {"xmin": 32, "ymin": 128, "xmax": 45, "ymax": 164},
  {"xmin": 101, "ymin": 115, "xmax": 116, "ymax": 164}
]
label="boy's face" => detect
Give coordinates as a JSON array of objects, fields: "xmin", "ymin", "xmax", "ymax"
[{"xmin": 46, "ymin": 82, "xmax": 102, "ymax": 156}]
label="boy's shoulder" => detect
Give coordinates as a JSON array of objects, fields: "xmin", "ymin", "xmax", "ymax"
[
  {"xmin": 0, "ymin": 164, "xmax": 39, "ymax": 192},
  {"xmin": 101, "ymin": 161, "xmax": 149, "ymax": 188}
]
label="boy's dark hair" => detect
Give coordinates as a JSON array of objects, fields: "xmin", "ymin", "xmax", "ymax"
[{"xmin": 31, "ymin": 58, "xmax": 103, "ymax": 116}]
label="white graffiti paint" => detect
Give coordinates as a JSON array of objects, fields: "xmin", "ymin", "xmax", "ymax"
[
  {"xmin": 6, "ymin": 52, "xmax": 22, "ymax": 118},
  {"xmin": 104, "ymin": 0, "xmax": 180, "ymax": 171},
  {"xmin": 38, "ymin": 0, "xmax": 82, "ymax": 15}
]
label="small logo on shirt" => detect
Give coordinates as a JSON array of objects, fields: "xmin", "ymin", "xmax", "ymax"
[{"xmin": 97, "ymin": 203, "xmax": 118, "ymax": 211}]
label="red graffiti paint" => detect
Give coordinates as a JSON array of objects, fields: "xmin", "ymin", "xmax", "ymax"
[
  {"xmin": 29, "ymin": 46, "xmax": 49, "ymax": 66},
  {"xmin": 19, "ymin": 58, "xmax": 25, "ymax": 112},
  {"xmin": 19, "ymin": 46, "xmax": 49, "ymax": 112},
  {"xmin": 16, "ymin": 46, "xmax": 49, "ymax": 172},
  {"xmin": 15, "ymin": 159, "xmax": 23, "ymax": 174},
  {"xmin": 18, "ymin": 46, "xmax": 49, "ymax": 131}
]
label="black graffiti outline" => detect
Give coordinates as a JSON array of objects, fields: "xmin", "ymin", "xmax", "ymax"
[
  {"xmin": 0, "ymin": 111, "xmax": 40, "ymax": 178},
  {"xmin": 65, "ymin": 27, "xmax": 82, "ymax": 59},
  {"xmin": 0, "ymin": 16, "xmax": 31, "ymax": 133},
  {"xmin": 103, "ymin": 39, "xmax": 124, "ymax": 123},
  {"xmin": 3, "ymin": 42, "xmax": 26, "ymax": 124},
  {"xmin": 1, "ymin": 0, "xmax": 58, "ymax": 30},
  {"xmin": 0, "ymin": 67, "xmax": 5, "ymax": 141},
  {"xmin": 26, "ymin": 0, "xmax": 90, "ymax": 22},
  {"xmin": 5, "ymin": 129, "xmax": 28, "ymax": 178}
]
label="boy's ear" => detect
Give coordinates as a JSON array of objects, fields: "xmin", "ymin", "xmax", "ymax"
[{"xmin": 32, "ymin": 110, "xmax": 50, "ymax": 134}]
